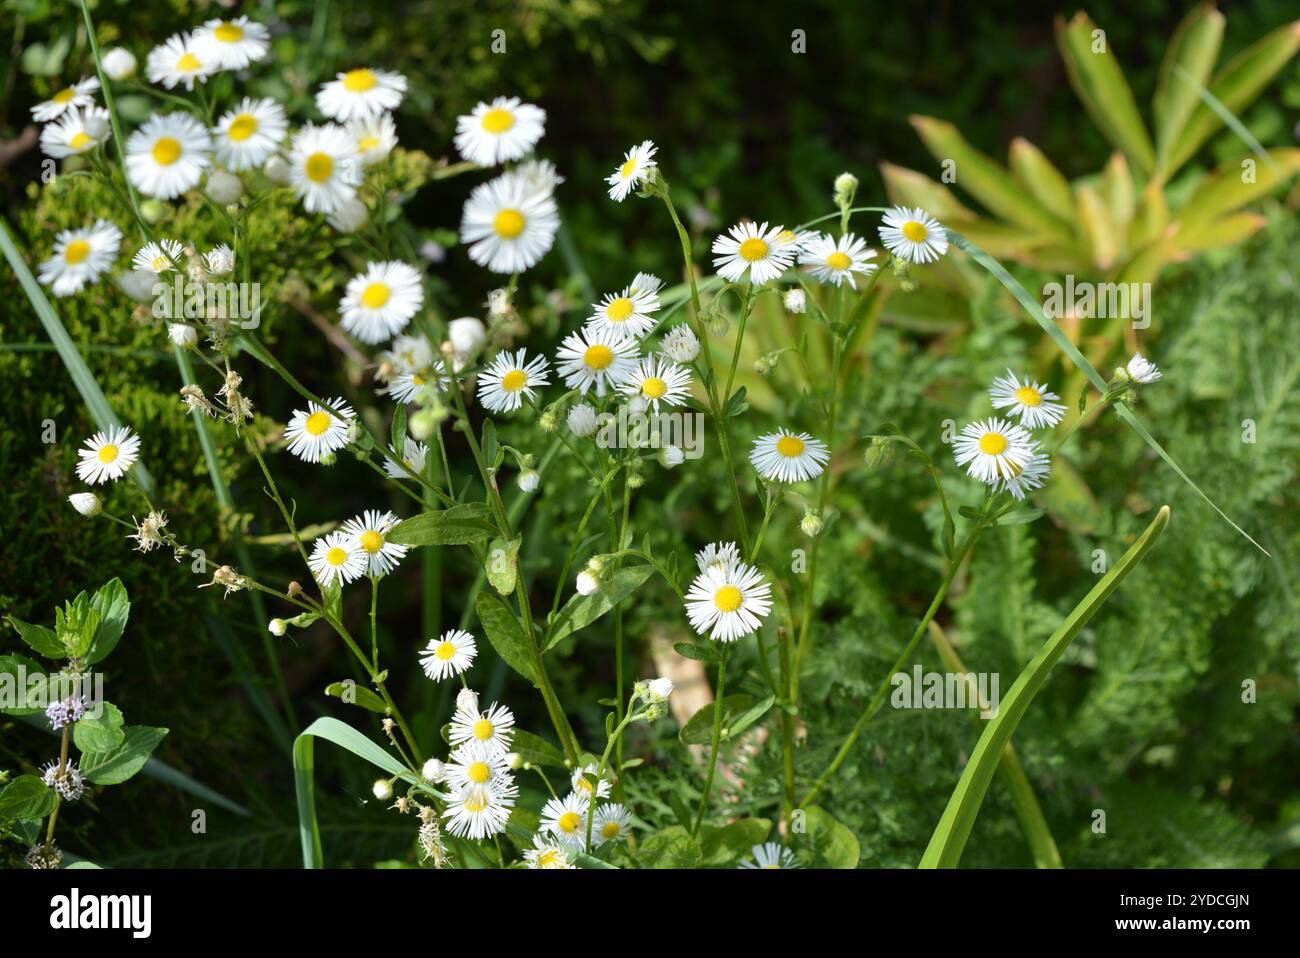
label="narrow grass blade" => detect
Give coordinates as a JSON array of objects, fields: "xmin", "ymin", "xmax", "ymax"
[
  {"xmin": 1173, "ymin": 64, "xmax": 1278, "ymax": 173},
  {"xmin": 0, "ymin": 219, "xmax": 156, "ymax": 495},
  {"xmin": 949, "ymin": 230, "xmax": 1267, "ymax": 555},
  {"xmin": 919, "ymin": 506, "xmax": 1171, "ymax": 868}
]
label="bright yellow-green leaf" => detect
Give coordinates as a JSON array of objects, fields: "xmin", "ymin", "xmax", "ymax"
[
  {"xmin": 878, "ymin": 161, "xmax": 977, "ymax": 222},
  {"xmin": 1008, "ymin": 136, "xmax": 1076, "ymax": 221},
  {"xmin": 1099, "ymin": 152, "xmax": 1135, "ymax": 230},
  {"xmin": 1173, "ymin": 148, "xmax": 1300, "ymax": 232},
  {"xmin": 1174, "ymin": 211, "xmax": 1268, "ymax": 252},
  {"xmin": 1154, "ymin": 3, "xmax": 1225, "ymax": 171},
  {"xmin": 1076, "ymin": 185, "xmax": 1122, "ymax": 269}
]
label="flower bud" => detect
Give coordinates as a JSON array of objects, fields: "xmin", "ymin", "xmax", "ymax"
[
  {"xmin": 263, "ymin": 154, "xmax": 292, "ymax": 185},
  {"xmin": 268, "ymin": 618, "xmax": 287, "ymax": 637},
  {"xmin": 517, "ymin": 469, "xmax": 540, "ymax": 492},
  {"xmin": 372, "ymin": 779, "xmax": 393, "ymax": 801},
  {"xmin": 576, "ymin": 570, "xmax": 600, "ymax": 596},
  {"xmin": 168, "ymin": 323, "xmax": 197, "ymax": 348},
  {"xmin": 658, "ymin": 445, "xmax": 684, "ymax": 468},
  {"xmin": 783, "ymin": 288, "xmax": 806, "ymax": 314},
  {"xmin": 140, "ymin": 199, "xmax": 166, "ymax": 225},
  {"xmin": 206, "ymin": 169, "xmax": 243, "ymax": 205},
  {"xmin": 801, "ymin": 511, "xmax": 823, "ymax": 537},
  {"xmin": 68, "ymin": 493, "xmax": 101, "ymax": 516},
  {"xmin": 421, "ymin": 758, "xmax": 445, "ymax": 782},
  {"xmin": 567, "ymin": 403, "xmax": 598, "ymax": 438},
  {"xmin": 102, "ymin": 47, "xmax": 137, "ymax": 81}
]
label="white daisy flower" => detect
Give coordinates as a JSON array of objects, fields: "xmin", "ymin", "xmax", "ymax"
[
  {"xmin": 454, "ymin": 96, "xmax": 546, "ymax": 167},
  {"xmin": 341, "ymin": 509, "xmax": 408, "ymax": 577},
  {"xmin": 419, "ymin": 629, "xmax": 477, "ymax": 680},
  {"xmin": 617, "ymin": 355, "xmax": 692, "ymax": 410},
  {"xmin": 989, "ymin": 369, "xmax": 1067, "ymax": 429},
  {"xmin": 739, "ymin": 842, "xmax": 800, "ymax": 869},
  {"xmin": 750, "ymin": 430, "xmax": 830, "ymax": 483},
  {"xmin": 74, "ymin": 425, "xmax": 140, "ymax": 484},
  {"xmin": 125, "ymin": 112, "xmax": 212, "ymax": 200},
  {"xmin": 878, "ymin": 206, "xmax": 949, "ymax": 264},
  {"xmin": 524, "ymin": 835, "xmax": 575, "ymax": 869},
  {"xmin": 39, "ymin": 106, "xmax": 110, "ymax": 159},
  {"xmin": 685, "ymin": 553, "xmax": 773, "ymax": 643},
  {"xmin": 288, "ymin": 123, "xmax": 362, "ymax": 215},
  {"xmin": 996, "ymin": 452, "xmax": 1052, "ymax": 501},
  {"xmin": 339, "ymin": 260, "xmax": 423, "ymax": 344},
  {"xmin": 382, "ymin": 334, "xmax": 435, "ymax": 376},
  {"xmin": 607, "ymin": 139, "xmax": 657, "ymax": 201},
  {"xmin": 284, "ymin": 398, "xmax": 355, "ymax": 463},
  {"xmin": 308, "ymin": 530, "xmax": 367, "ymax": 586},
  {"xmin": 316, "ymin": 68, "xmax": 407, "ymax": 122},
  {"xmin": 443, "ymin": 779, "xmax": 515, "ymax": 840},
  {"xmin": 477, "ymin": 349, "xmax": 550, "ymax": 413},
  {"xmin": 132, "ymin": 238, "xmax": 184, "ymax": 274},
  {"xmin": 592, "ymin": 803, "xmax": 633, "ymax": 843},
  {"xmin": 712, "ymin": 221, "xmax": 797, "ymax": 284},
  {"xmin": 213, "ymin": 97, "xmax": 288, "ymax": 171},
  {"xmin": 952, "ymin": 418, "xmax": 1036, "ymax": 484},
  {"xmin": 38, "ymin": 220, "xmax": 121, "ymax": 297},
  {"xmin": 387, "ymin": 363, "xmax": 448, "ymax": 405},
  {"xmin": 349, "ymin": 112, "xmax": 397, "ymax": 167},
  {"xmin": 570, "ymin": 764, "xmax": 612, "ymax": 803},
  {"xmin": 799, "ymin": 231, "xmax": 877, "ymax": 288},
  {"xmin": 145, "ymin": 33, "xmax": 214, "ymax": 91},
  {"xmin": 449, "ymin": 699, "xmax": 516, "ymax": 755},
  {"xmin": 695, "ymin": 541, "xmax": 741, "ymax": 574},
  {"xmin": 587, "ymin": 285, "xmax": 661, "ymax": 340},
  {"xmin": 384, "ymin": 438, "xmax": 428, "ymax": 478},
  {"xmin": 31, "ymin": 77, "xmax": 99, "ymax": 122},
  {"xmin": 1126, "ymin": 352, "xmax": 1162, "ymax": 384},
  {"xmin": 443, "ymin": 742, "xmax": 514, "ymax": 798},
  {"xmin": 192, "ymin": 16, "xmax": 271, "ymax": 70},
  {"xmin": 514, "ymin": 158, "xmax": 565, "ymax": 197},
  {"xmin": 555, "ymin": 327, "xmax": 639, "ymax": 397},
  {"xmin": 540, "ymin": 793, "xmax": 589, "ymax": 849},
  {"xmin": 660, "ymin": 324, "xmax": 701, "ymax": 363},
  {"xmin": 459, "ymin": 171, "xmax": 560, "ymax": 274},
  {"xmin": 204, "ymin": 243, "xmax": 235, "ymax": 275}
]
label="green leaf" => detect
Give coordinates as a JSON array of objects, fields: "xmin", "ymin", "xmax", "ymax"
[
  {"xmin": 996, "ymin": 509, "xmax": 1044, "ymax": 526},
  {"xmin": 324, "ymin": 680, "xmax": 390, "ymax": 713},
  {"xmin": 5, "ymin": 615, "xmax": 63, "ymax": 659},
  {"xmin": 800, "ymin": 806, "xmax": 861, "ymax": 869},
  {"xmin": 699, "ymin": 818, "xmax": 772, "ymax": 866},
  {"xmin": 1007, "ymin": 137, "xmax": 1076, "ymax": 222},
  {"xmin": 948, "ymin": 230, "xmax": 1266, "ymax": 554},
  {"xmin": 1153, "ymin": 3, "xmax": 1225, "ymax": 169},
  {"xmin": 386, "ymin": 503, "xmax": 496, "ymax": 546},
  {"xmin": 673, "ymin": 641, "xmax": 721, "ymax": 664},
  {"xmin": 73, "ymin": 701, "xmax": 125, "ymax": 753},
  {"xmin": 81, "ymin": 725, "xmax": 169, "ymax": 786},
  {"xmin": 475, "ymin": 593, "xmax": 539, "ymax": 684},
  {"xmin": 511, "ymin": 728, "xmax": 566, "ymax": 768},
  {"xmin": 0, "ymin": 775, "xmax": 57, "ymax": 821},
  {"xmin": 545, "ymin": 565, "xmax": 655, "ymax": 651},
  {"xmin": 920, "ymin": 506, "xmax": 1171, "ymax": 868},
  {"xmin": 485, "ymin": 536, "xmax": 521, "ymax": 596},
  {"xmin": 481, "ymin": 419, "xmax": 499, "ymax": 469},
  {"xmin": 725, "ymin": 695, "xmax": 776, "ymax": 739},
  {"xmin": 86, "ymin": 578, "xmax": 130, "ymax": 664},
  {"xmin": 390, "ymin": 403, "xmax": 407, "ymax": 459},
  {"xmin": 680, "ymin": 694, "xmax": 753, "ymax": 746},
  {"xmin": 638, "ymin": 825, "xmax": 703, "ymax": 869},
  {"xmin": 0, "ymin": 655, "xmax": 48, "ymax": 715}
]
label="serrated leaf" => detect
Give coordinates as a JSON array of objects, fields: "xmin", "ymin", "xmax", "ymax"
[
  {"xmin": 386, "ymin": 503, "xmax": 495, "ymax": 546},
  {"xmin": 73, "ymin": 701, "xmax": 125, "ymax": 753},
  {"xmin": 0, "ymin": 775, "xmax": 57, "ymax": 821},
  {"xmin": 81, "ymin": 725, "xmax": 169, "ymax": 786},
  {"xmin": 0, "ymin": 655, "xmax": 48, "ymax": 716},
  {"xmin": 86, "ymin": 577, "xmax": 130, "ymax": 664},
  {"xmin": 6, "ymin": 615, "xmax": 64, "ymax": 659}
]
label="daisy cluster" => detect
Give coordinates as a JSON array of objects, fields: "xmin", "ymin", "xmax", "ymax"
[
  {"xmin": 952, "ymin": 370, "xmax": 1065, "ymax": 500},
  {"xmin": 307, "ymin": 508, "xmax": 409, "ymax": 585}
]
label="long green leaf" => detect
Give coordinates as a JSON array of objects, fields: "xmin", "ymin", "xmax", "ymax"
[
  {"xmin": 1153, "ymin": 4, "xmax": 1225, "ymax": 169},
  {"xmin": 948, "ymin": 230, "xmax": 1266, "ymax": 554},
  {"xmin": 0, "ymin": 219, "xmax": 155, "ymax": 495},
  {"xmin": 920, "ymin": 506, "xmax": 1172, "ymax": 868}
]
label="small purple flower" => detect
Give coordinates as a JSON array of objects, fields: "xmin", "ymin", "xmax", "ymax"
[{"xmin": 44, "ymin": 696, "xmax": 85, "ymax": 731}]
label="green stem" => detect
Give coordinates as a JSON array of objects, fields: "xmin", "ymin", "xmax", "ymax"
[{"xmin": 692, "ymin": 645, "xmax": 730, "ymax": 836}]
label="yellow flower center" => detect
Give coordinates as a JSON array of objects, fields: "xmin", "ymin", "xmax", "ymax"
[
  {"xmin": 343, "ymin": 69, "xmax": 377, "ymax": 92},
  {"xmin": 493, "ymin": 209, "xmax": 525, "ymax": 239},
  {"xmin": 739, "ymin": 237, "xmax": 769, "ymax": 261},
  {"xmin": 501, "ymin": 369, "xmax": 528, "ymax": 392},
  {"xmin": 620, "ymin": 157, "xmax": 638, "ymax": 178},
  {"xmin": 359, "ymin": 530, "xmax": 384, "ymax": 553},
  {"xmin": 214, "ymin": 22, "xmax": 244, "ymax": 43},
  {"xmin": 361, "ymin": 282, "xmax": 391, "ymax": 309},
  {"xmin": 63, "ymin": 239, "xmax": 91, "ymax": 265},
  {"xmin": 776, "ymin": 435, "xmax": 805, "ymax": 458},
  {"xmin": 53, "ymin": 87, "xmax": 77, "ymax": 105},
  {"xmin": 151, "ymin": 255, "xmax": 169, "ymax": 271},
  {"xmin": 326, "ymin": 546, "xmax": 349, "ymax": 566},
  {"xmin": 714, "ymin": 585, "xmax": 743, "ymax": 612},
  {"xmin": 584, "ymin": 344, "xmax": 614, "ymax": 370},
  {"xmin": 305, "ymin": 410, "xmax": 332, "ymax": 436},
  {"xmin": 558, "ymin": 811, "xmax": 582, "ymax": 832},
  {"xmin": 642, "ymin": 377, "xmax": 667, "ymax": 399},
  {"xmin": 435, "ymin": 641, "xmax": 457, "ymax": 660},
  {"xmin": 464, "ymin": 793, "xmax": 488, "ymax": 813},
  {"xmin": 473, "ymin": 719, "xmax": 494, "ymax": 740},
  {"xmin": 97, "ymin": 443, "xmax": 119, "ymax": 463},
  {"xmin": 979, "ymin": 432, "xmax": 1008, "ymax": 456},
  {"xmin": 152, "ymin": 137, "xmax": 182, "ymax": 166},
  {"xmin": 177, "ymin": 52, "xmax": 202, "ymax": 73},
  {"xmin": 481, "ymin": 108, "xmax": 515, "ymax": 133},
  {"xmin": 69, "ymin": 131, "xmax": 93, "ymax": 151},
  {"xmin": 902, "ymin": 220, "xmax": 928, "ymax": 242},
  {"xmin": 227, "ymin": 113, "xmax": 258, "ymax": 142},
  {"xmin": 358, "ymin": 135, "xmax": 380, "ymax": 152},
  {"xmin": 602, "ymin": 822, "xmax": 621, "ymax": 839},
  {"xmin": 467, "ymin": 761, "xmax": 491, "ymax": 784},
  {"xmin": 305, "ymin": 152, "xmax": 334, "ymax": 183},
  {"xmin": 605, "ymin": 297, "xmax": 634, "ymax": 322},
  {"xmin": 826, "ymin": 251, "xmax": 851, "ymax": 270},
  {"xmin": 1014, "ymin": 386, "xmax": 1042, "ymax": 407},
  {"xmin": 537, "ymin": 849, "xmax": 561, "ymax": 866},
  {"xmin": 575, "ymin": 777, "xmax": 594, "ymax": 794}
]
